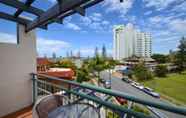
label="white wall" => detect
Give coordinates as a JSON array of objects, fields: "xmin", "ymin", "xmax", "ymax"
[{"xmin": 0, "ymin": 24, "xmax": 36, "ymax": 117}]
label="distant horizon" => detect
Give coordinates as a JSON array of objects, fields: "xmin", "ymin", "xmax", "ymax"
[{"xmin": 0, "ymin": 0, "xmax": 185, "ymax": 57}]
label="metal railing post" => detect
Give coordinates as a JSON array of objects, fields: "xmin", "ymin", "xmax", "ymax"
[
  {"xmin": 31, "ymin": 73, "xmax": 186, "ymax": 116},
  {"xmin": 32, "ymin": 74, "xmax": 38, "ymax": 104},
  {"xmin": 68, "ymin": 83, "xmax": 71, "ymax": 104}
]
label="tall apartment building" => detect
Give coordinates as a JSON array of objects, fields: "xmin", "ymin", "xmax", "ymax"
[{"xmin": 113, "ymin": 24, "xmax": 152, "ymax": 60}]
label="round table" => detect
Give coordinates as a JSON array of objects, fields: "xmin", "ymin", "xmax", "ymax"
[{"xmin": 48, "ymin": 103, "xmax": 100, "ymax": 118}]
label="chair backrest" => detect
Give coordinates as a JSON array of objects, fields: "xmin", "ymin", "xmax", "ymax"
[{"xmin": 36, "ymin": 95, "xmax": 63, "ymax": 118}]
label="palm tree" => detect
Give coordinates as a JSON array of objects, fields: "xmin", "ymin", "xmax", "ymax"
[{"xmin": 76, "ymin": 67, "xmax": 90, "ymax": 83}]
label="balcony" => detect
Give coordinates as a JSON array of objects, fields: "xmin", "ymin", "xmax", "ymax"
[
  {"xmin": 1, "ymin": 73, "xmax": 186, "ymax": 118},
  {"xmin": 0, "ymin": 1, "xmax": 186, "ymax": 118},
  {"xmin": 9, "ymin": 73, "xmax": 183, "ymax": 118},
  {"xmin": 0, "ymin": 24, "xmax": 185, "ymax": 118}
]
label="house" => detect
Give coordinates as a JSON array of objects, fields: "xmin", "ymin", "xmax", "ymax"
[{"xmin": 37, "ymin": 58, "xmax": 51, "ymax": 72}]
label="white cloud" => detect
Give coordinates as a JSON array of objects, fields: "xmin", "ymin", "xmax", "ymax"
[
  {"xmin": 37, "ymin": 37, "xmax": 70, "ymax": 56},
  {"xmin": 0, "ymin": 32, "xmax": 71, "ymax": 57},
  {"xmin": 171, "ymin": 1, "xmax": 186, "ymax": 12},
  {"xmin": 102, "ymin": 20, "xmax": 110, "ymax": 25},
  {"xmin": 143, "ymin": 0, "xmax": 176, "ymax": 10},
  {"xmin": 144, "ymin": 11, "xmax": 153, "ymax": 16},
  {"xmin": 80, "ymin": 12, "xmax": 111, "ymax": 32},
  {"xmin": 169, "ymin": 19, "xmax": 186, "ymax": 33},
  {"xmin": 148, "ymin": 14, "xmax": 186, "ymax": 33},
  {"xmin": 65, "ymin": 23, "xmax": 81, "ymax": 31},
  {"xmin": 75, "ymin": 48, "xmax": 113, "ymax": 57},
  {"xmin": 142, "ymin": 13, "xmax": 186, "ymax": 53},
  {"xmin": 0, "ymin": 32, "xmax": 17, "ymax": 44},
  {"xmin": 103, "ymin": 0, "xmax": 134, "ymax": 16},
  {"xmin": 149, "ymin": 16, "xmax": 163, "ymax": 23},
  {"xmin": 90, "ymin": 13, "xmax": 102, "ymax": 22},
  {"xmin": 81, "ymin": 16, "xmax": 92, "ymax": 26}
]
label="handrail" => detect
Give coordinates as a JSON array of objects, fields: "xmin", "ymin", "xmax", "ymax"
[
  {"xmin": 36, "ymin": 79, "xmax": 154, "ymax": 118},
  {"xmin": 31, "ymin": 73, "xmax": 186, "ymax": 116}
]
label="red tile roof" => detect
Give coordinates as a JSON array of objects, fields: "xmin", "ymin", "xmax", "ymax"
[
  {"xmin": 39, "ymin": 68, "xmax": 75, "ymax": 80},
  {"xmin": 37, "ymin": 58, "xmax": 51, "ymax": 65}
]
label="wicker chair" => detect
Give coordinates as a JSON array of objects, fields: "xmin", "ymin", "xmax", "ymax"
[{"xmin": 33, "ymin": 94, "xmax": 69, "ymax": 118}]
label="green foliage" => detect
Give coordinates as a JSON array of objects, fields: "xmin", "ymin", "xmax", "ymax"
[
  {"xmin": 82, "ymin": 55, "xmax": 117, "ymax": 84},
  {"xmin": 50, "ymin": 59, "xmax": 77, "ymax": 71},
  {"xmin": 94, "ymin": 47, "xmax": 99, "ymax": 57},
  {"xmin": 155, "ymin": 64, "xmax": 168, "ymax": 77},
  {"xmin": 168, "ymin": 50, "xmax": 176, "ymax": 63},
  {"xmin": 133, "ymin": 62, "xmax": 153, "ymax": 81},
  {"xmin": 151, "ymin": 54, "xmax": 168, "ymax": 63},
  {"xmin": 76, "ymin": 67, "xmax": 90, "ymax": 83},
  {"xmin": 132, "ymin": 105, "xmax": 150, "ymax": 115},
  {"xmin": 106, "ymin": 105, "xmax": 149, "ymax": 118},
  {"xmin": 175, "ymin": 37, "xmax": 186, "ymax": 73},
  {"xmin": 142, "ymin": 71, "xmax": 186, "ymax": 105},
  {"xmin": 107, "ymin": 112, "xmax": 120, "ymax": 118}
]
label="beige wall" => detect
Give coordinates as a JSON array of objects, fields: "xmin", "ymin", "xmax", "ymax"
[{"xmin": 0, "ymin": 24, "xmax": 36, "ymax": 117}]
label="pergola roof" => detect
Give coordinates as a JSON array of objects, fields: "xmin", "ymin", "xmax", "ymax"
[{"xmin": 0, "ymin": 0, "xmax": 123, "ymax": 32}]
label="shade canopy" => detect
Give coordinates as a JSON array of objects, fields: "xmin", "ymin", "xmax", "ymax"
[{"xmin": 0, "ymin": 0, "xmax": 123, "ymax": 32}]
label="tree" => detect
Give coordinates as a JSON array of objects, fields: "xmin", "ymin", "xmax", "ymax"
[
  {"xmin": 133, "ymin": 62, "xmax": 153, "ymax": 81},
  {"xmin": 151, "ymin": 54, "xmax": 168, "ymax": 63},
  {"xmin": 77, "ymin": 50, "xmax": 81, "ymax": 58},
  {"xmin": 70, "ymin": 50, "xmax": 73, "ymax": 58},
  {"xmin": 155, "ymin": 64, "xmax": 168, "ymax": 77},
  {"xmin": 51, "ymin": 59, "xmax": 77, "ymax": 72},
  {"xmin": 85, "ymin": 55, "xmax": 107, "ymax": 85},
  {"xmin": 66, "ymin": 51, "xmax": 69, "ymax": 58},
  {"xmin": 102, "ymin": 45, "xmax": 107, "ymax": 59},
  {"xmin": 168, "ymin": 50, "xmax": 176, "ymax": 63},
  {"xmin": 175, "ymin": 37, "xmax": 186, "ymax": 73},
  {"xmin": 76, "ymin": 67, "xmax": 90, "ymax": 83},
  {"xmin": 52, "ymin": 52, "xmax": 56, "ymax": 59},
  {"xmin": 94, "ymin": 47, "xmax": 99, "ymax": 57}
]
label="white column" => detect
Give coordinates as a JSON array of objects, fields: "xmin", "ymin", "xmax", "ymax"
[{"xmin": 0, "ymin": 24, "xmax": 37, "ymax": 117}]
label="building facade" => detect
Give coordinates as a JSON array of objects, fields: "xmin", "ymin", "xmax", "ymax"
[{"xmin": 113, "ymin": 24, "xmax": 152, "ymax": 60}]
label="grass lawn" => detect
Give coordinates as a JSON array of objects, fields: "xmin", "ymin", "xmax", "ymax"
[{"xmin": 142, "ymin": 71, "xmax": 186, "ymax": 105}]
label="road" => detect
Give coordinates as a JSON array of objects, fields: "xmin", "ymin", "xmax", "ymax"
[{"xmin": 100, "ymin": 71, "xmax": 185, "ymax": 118}]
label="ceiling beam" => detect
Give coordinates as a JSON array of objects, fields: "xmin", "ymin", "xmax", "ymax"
[
  {"xmin": 14, "ymin": 0, "xmax": 35, "ymax": 18},
  {"xmin": 47, "ymin": 0, "xmax": 104, "ymax": 25},
  {"xmin": 58, "ymin": 0, "xmax": 103, "ymax": 21},
  {"xmin": 0, "ymin": 0, "xmax": 62, "ymax": 24},
  {"xmin": 0, "ymin": 0, "xmax": 43, "ymax": 16},
  {"xmin": 0, "ymin": 12, "xmax": 47, "ymax": 30},
  {"xmin": 74, "ymin": 7, "xmax": 86, "ymax": 16},
  {"xmin": 26, "ymin": 0, "xmax": 104, "ymax": 32}
]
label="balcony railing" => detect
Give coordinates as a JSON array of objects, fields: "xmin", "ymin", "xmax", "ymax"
[{"xmin": 31, "ymin": 73, "xmax": 186, "ymax": 118}]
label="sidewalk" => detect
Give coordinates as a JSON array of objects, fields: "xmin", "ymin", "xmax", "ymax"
[{"xmin": 112, "ymin": 72, "xmax": 123, "ymax": 79}]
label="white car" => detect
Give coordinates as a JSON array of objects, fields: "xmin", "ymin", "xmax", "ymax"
[
  {"xmin": 137, "ymin": 85, "xmax": 144, "ymax": 90},
  {"xmin": 104, "ymin": 80, "xmax": 111, "ymax": 89},
  {"xmin": 143, "ymin": 87, "xmax": 160, "ymax": 98},
  {"xmin": 131, "ymin": 82, "xmax": 144, "ymax": 90}
]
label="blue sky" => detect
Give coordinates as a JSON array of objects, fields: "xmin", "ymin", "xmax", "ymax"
[{"xmin": 0, "ymin": 0, "xmax": 186, "ymax": 57}]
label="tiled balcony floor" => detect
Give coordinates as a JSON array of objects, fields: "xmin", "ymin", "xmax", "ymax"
[{"xmin": 2, "ymin": 106, "xmax": 32, "ymax": 118}]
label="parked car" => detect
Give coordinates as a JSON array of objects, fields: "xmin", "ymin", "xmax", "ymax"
[
  {"xmin": 143, "ymin": 87, "xmax": 160, "ymax": 98},
  {"xmin": 136, "ymin": 85, "xmax": 144, "ymax": 90},
  {"xmin": 100, "ymin": 78, "xmax": 106, "ymax": 83},
  {"xmin": 143, "ymin": 87, "xmax": 153, "ymax": 91},
  {"xmin": 131, "ymin": 82, "xmax": 139, "ymax": 87},
  {"xmin": 131, "ymin": 82, "xmax": 144, "ymax": 90},
  {"xmin": 122, "ymin": 77, "xmax": 130, "ymax": 83},
  {"xmin": 104, "ymin": 80, "xmax": 111, "ymax": 89}
]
